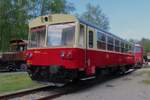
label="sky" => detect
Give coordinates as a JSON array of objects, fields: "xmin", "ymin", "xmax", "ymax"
[{"xmin": 69, "ymin": 0, "xmax": 150, "ymax": 40}]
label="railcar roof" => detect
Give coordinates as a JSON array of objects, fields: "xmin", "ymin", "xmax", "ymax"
[
  {"xmin": 10, "ymin": 39, "xmax": 27, "ymax": 43},
  {"xmin": 79, "ymin": 19, "xmax": 128, "ymax": 43},
  {"xmin": 29, "ymin": 14, "xmax": 131, "ymax": 44},
  {"xmin": 29, "ymin": 14, "xmax": 77, "ymax": 28},
  {"xmin": 10, "ymin": 39, "xmax": 28, "ymax": 45}
]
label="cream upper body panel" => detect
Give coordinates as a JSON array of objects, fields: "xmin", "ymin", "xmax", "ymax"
[
  {"xmin": 28, "ymin": 14, "xmax": 133, "ymax": 55},
  {"xmin": 29, "ymin": 14, "xmax": 78, "ymax": 28}
]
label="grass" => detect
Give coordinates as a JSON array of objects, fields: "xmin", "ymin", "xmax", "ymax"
[
  {"xmin": 138, "ymin": 68, "xmax": 150, "ymax": 85},
  {"xmin": 142, "ymin": 80, "xmax": 150, "ymax": 85},
  {"xmin": 0, "ymin": 72, "xmax": 43, "ymax": 94}
]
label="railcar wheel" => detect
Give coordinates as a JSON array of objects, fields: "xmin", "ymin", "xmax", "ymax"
[
  {"xmin": 6, "ymin": 64, "xmax": 16, "ymax": 72},
  {"xmin": 119, "ymin": 66, "xmax": 126, "ymax": 75},
  {"xmin": 135, "ymin": 62, "xmax": 142, "ymax": 69},
  {"xmin": 20, "ymin": 63, "xmax": 27, "ymax": 71}
]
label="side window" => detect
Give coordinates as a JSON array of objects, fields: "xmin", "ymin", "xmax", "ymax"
[
  {"xmin": 128, "ymin": 44, "xmax": 132, "ymax": 51},
  {"xmin": 89, "ymin": 30, "xmax": 93, "ymax": 48},
  {"xmin": 79, "ymin": 24, "xmax": 85, "ymax": 47},
  {"xmin": 134, "ymin": 47, "xmax": 141, "ymax": 53},
  {"xmin": 107, "ymin": 36, "xmax": 114, "ymax": 51},
  {"xmin": 115, "ymin": 39, "xmax": 120, "ymax": 52},
  {"xmin": 125, "ymin": 43, "xmax": 132, "ymax": 53},
  {"xmin": 97, "ymin": 32, "xmax": 106, "ymax": 50},
  {"xmin": 125, "ymin": 43, "xmax": 129, "ymax": 53},
  {"xmin": 121, "ymin": 42, "xmax": 125, "ymax": 53}
]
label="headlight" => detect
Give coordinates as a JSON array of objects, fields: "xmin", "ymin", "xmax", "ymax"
[
  {"xmin": 60, "ymin": 51, "xmax": 65, "ymax": 59},
  {"xmin": 60, "ymin": 51, "xmax": 72, "ymax": 59},
  {"xmin": 26, "ymin": 53, "xmax": 33, "ymax": 59}
]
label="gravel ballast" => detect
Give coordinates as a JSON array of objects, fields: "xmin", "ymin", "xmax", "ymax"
[{"xmin": 54, "ymin": 68, "xmax": 150, "ymax": 100}]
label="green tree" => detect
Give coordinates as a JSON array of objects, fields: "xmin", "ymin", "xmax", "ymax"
[
  {"xmin": 140, "ymin": 38, "xmax": 150, "ymax": 57},
  {"xmin": 0, "ymin": 0, "xmax": 14, "ymax": 51},
  {"xmin": 0, "ymin": 0, "xmax": 29, "ymax": 51},
  {"xmin": 0, "ymin": 0, "xmax": 75, "ymax": 51},
  {"xmin": 80, "ymin": 3, "xmax": 109, "ymax": 31},
  {"xmin": 28, "ymin": 0, "xmax": 75, "ymax": 18}
]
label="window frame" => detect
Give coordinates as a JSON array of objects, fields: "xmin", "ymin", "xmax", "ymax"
[
  {"xmin": 107, "ymin": 35, "xmax": 114, "ymax": 51},
  {"xmin": 88, "ymin": 27, "xmax": 94, "ymax": 48},
  {"xmin": 29, "ymin": 26, "xmax": 46, "ymax": 48},
  {"xmin": 114, "ymin": 39, "xmax": 120, "ymax": 52},
  {"xmin": 79, "ymin": 23, "xmax": 86, "ymax": 48},
  {"xmin": 97, "ymin": 31, "xmax": 106, "ymax": 50},
  {"xmin": 47, "ymin": 23, "xmax": 76, "ymax": 47}
]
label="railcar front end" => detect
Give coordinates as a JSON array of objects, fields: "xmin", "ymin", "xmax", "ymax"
[{"xmin": 26, "ymin": 14, "xmax": 86, "ymax": 83}]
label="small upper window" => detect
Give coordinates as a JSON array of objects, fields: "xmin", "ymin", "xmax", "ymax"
[
  {"xmin": 107, "ymin": 37, "xmax": 114, "ymax": 45},
  {"xmin": 115, "ymin": 40, "xmax": 120, "ymax": 47},
  {"xmin": 121, "ymin": 42, "xmax": 125, "ymax": 53},
  {"xmin": 97, "ymin": 32, "xmax": 106, "ymax": 42},
  {"xmin": 97, "ymin": 31, "xmax": 106, "ymax": 50},
  {"xmin": 125, "ymin": 43, "xmax": 129, "ymax": 52},
  {"xmin": 128, "ymin": 44, "xmax": 132, "ymax": 51},
  {"xmin": 115, "ymin": 39, "xmax": 120, "ymax": 52},
  {"xmin": 89, "ymin": 30, "xmax": 93, "ymax": 48},
  {"xmin": 107, "ymin": 36, "xmax": 114, "ymax": 51}
]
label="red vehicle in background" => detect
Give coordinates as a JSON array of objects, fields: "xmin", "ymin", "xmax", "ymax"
[
  {"xmin": 0, "ymin": 39, "xmax": 27, "ymax": 71},
  {"xmin": 147, "ymin": 53, "xmax": 150, "ymax": 65},
  {"xmin": 133, "ymin": 44, "xmax": 143, "ymax": 68}
]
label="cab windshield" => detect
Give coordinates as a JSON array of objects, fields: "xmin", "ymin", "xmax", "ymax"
[
  {"xmin": 47, "ymin": 23, "xmax": 75, "ymax": 47},
  {"xmin": 29, "ymin": 26, "xmax": 46, "ymax": 48},
  {"xmin": 134, "ymin": 46, "xmax": 141, "ymax": 53},
  {"xmin": 10, "ymin": 45, "xmax": 26, "ymax": 52}
]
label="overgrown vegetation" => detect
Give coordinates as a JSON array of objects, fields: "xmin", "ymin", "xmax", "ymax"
[
  {"xmin": 136, "ymin": 68, "xmax": 150, "ymax": 85},
  {"xmin": 140, "ymin": 38, "xmax": 150, "ymax": 60},
  {"xmin": 143, "ymin": 80, "xmax": 150, "ymax": 85},
  {"xmin": 0, "ymin": 72, "xmax": 43, "ymax": 94}
]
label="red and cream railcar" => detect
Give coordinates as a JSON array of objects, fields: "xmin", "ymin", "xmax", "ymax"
[{"xmin": 26, "ymin": 14, "xmax": 136, "ymax": 83}]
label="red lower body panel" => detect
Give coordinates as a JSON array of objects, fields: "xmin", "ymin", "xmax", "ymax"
[
  {"xmin": 26, "ymin": 48, "xmax": 134, "ymax": 72},
  {"xmin": 26, "ymin": 48, "xmax": 134, "ymax": 82}
]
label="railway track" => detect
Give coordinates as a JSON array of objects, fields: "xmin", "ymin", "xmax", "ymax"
[{"xmin": 0, "ymin": 85, "xmax": 66, "ymax": 100}]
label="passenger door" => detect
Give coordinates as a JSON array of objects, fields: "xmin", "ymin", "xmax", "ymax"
[{"xmin": 86, "ymin": 26, "xmax": 95, "ymax": 75}]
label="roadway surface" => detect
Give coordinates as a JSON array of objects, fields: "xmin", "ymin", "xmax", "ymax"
[{"xmin": 54, "ymin": 68, "xmax": 150, "ymax": 100}]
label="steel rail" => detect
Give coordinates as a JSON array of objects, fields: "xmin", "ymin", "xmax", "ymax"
[
  {"xmin": 37, "ymin": 92, "xmax": 67, "ymax": 100},
  {"xmin": 0, "ymin": 85, "xmax": 52, "ymax": 100}
]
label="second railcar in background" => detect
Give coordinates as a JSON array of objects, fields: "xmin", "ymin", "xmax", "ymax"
[
  {"xmin": 26, "ymin": 14, "xmax": 143, "ymax": 83},
  {"xmin": 133, "ymin": 44, "xmax": 143, "ymax": 68},
  {"xmin": 0, "ymin": 39, "xmax": 27, "ymax": 71}
]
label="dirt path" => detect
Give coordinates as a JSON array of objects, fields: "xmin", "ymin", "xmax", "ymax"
[{"xmin": 54, "ymin": 68, "xmax": 150, "ymax": 100}]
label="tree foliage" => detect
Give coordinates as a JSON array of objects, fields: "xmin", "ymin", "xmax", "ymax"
[
  {"xmin": 129, "ymin": 38, "xmax": 150, "ymax": 59},
  {"xmin": 140, "ymin": 38, "xmax": 150, "ymax": 57},
  {"xmin": 28, "ymin": 0, "xmax": 75, "ymax": 18},
  {"xmin": 0, "ymin": 0, "xmax": 29, "ymax": 51},
  {"xmin": 80, "ymin": 3, "xmax": 110, "ymax": 31}
]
